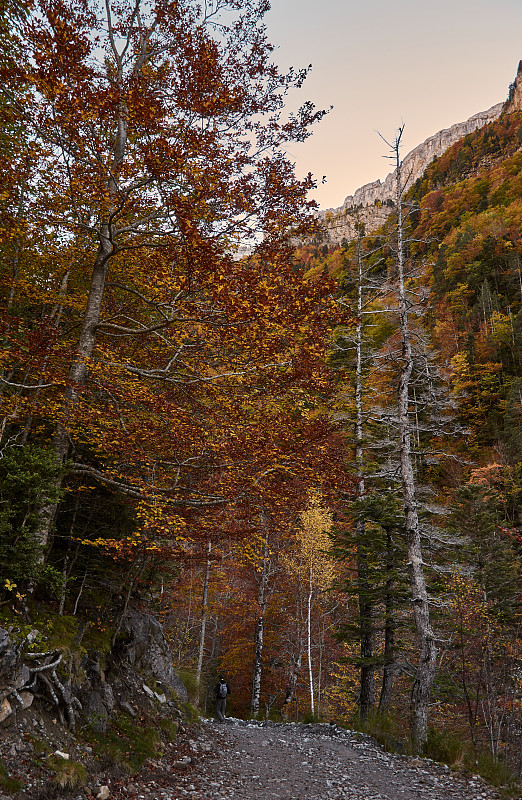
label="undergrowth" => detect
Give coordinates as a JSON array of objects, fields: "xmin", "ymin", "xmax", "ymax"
[
  {"xmin": 46, "ymin": 755, "xmax": 87, "ymax": 789},
  {"xmin": 0, "ymin": 759, "xmax": 22, "ymax": 793},
  {"xmin": 86, "ymin": 713, "xmax": 161, "ymax": 774},
  {"xmin": 423, "ymin": 727, "xmax": 521, "ymax": 798}
]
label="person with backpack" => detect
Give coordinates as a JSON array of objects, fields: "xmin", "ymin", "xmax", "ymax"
[{"xmin": 214, "ymin": 674, "xmax": 231, "ymax": 722}]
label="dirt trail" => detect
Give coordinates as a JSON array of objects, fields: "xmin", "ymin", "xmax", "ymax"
[{"xmin": 170, "ymin": 719, "xmax": 503, "ymax": 800}]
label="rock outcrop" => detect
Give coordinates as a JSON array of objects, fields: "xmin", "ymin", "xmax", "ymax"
[
  {"xmin": 0, "ymin": 609, "xmax": 187, "ymax": 735},
  {"xmin": 318, "ymin": 102, "xmax": 504, "ymax": 244},
  {"xmin": 118, "ymin": 609, "xmax": 188, "ymax": 702},
  {"xmin": 504, "ymin": 60, "xmax": 522, "ymax": 113}
]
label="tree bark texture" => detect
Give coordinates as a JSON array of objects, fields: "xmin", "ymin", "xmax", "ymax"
[
  {"xmin": 378, "ymin": 527, "xmax": 395, "ymax": 714},
  {"xmin": 250, "ymin": 530, "xmax": 270, "ymax": 715},
  {"xmin": 393, "ymin": 129, "xmax": 437, "ymax": 752},
  {"xmin": 196, "ymin": 539, "xmax": 212, "ymax": 689},
  {"xmin": 31, "ymin": 5, "xmax": 132, "ymax": 555},
  {"xmin": 306, "ymin": 575, "xmax": 314, "ymax": 716}
]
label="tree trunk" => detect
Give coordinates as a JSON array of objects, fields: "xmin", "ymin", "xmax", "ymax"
[
  {"xmin": 196, "ymin": 539, "xmax": 212, "ymax": 692},
  {"xmin": 306, "ymin": 576, "xmax": 314, "ymax": 716},
  {"xmin": 251, "ymin": 529, "xmax": 270, "ymax": 715},
  {"xmin": 393, "ymin": 128, "xmax": 437, "ymax": 752},
  {"xmin": 32, "ymin": 31, "xmax": 130, "ymax": 558},
  {"xmin": 251, "ymin": 613, "xmax": 264, "ymax": 715}
]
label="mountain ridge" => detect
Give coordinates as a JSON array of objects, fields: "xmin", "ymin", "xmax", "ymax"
[{"xmin": 317, "ymin": 102, "xmax": 504, "ymax": 243}]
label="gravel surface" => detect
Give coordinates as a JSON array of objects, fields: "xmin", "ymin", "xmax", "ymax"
[
  {"xmin": 2, "ymin": 715, "xmax": 511, "ymax": 799},
  {"xmin": 165, "ymin": 719, "xmax": 505, "ymax": 800}
]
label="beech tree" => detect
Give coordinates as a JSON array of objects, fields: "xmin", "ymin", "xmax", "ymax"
[{"xmin": 0, "ymin": 0, "xmax": 339, "ymax": 575}]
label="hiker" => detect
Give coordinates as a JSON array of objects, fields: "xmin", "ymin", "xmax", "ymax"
[{"xmin": 214, "ymin": 674, "xmax": 231, "ymax": 722}]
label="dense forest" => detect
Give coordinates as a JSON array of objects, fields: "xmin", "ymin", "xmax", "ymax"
[{"xmin": 1, "ymin": 0, "xmax": 522, "ymax": 791}]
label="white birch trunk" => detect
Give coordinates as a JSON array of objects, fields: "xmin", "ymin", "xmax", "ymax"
[
  {"xmin": 251, "ymin": 530, "xmax": 270, "ymax": 715},
  {"xmin": 196, "ymin": 539, "xmax": 212, "ymax": 692},
  {"xmin": 307, "ymin": 572, "xmax": 314, "ymax": 716}
]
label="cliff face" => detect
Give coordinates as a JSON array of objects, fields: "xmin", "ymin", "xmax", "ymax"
[
  {"xmin": 319, "ymin": 102, "xmax": 504, "ymax": 244},
  {"xmin": 504, "ymin": 60, "xmax": 522, "ymax": 113}
]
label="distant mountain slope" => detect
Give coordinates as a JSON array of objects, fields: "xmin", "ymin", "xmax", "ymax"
[{"xmin": 317, "ymin": 84, "xmax": 520, "ymax": 244}]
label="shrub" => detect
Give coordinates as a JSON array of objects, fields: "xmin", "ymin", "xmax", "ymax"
[
  {"xmin": 423, "ymin": 726, "xmax": 464, "ymax": 765},
  {"xmin": 177, "ymin": 668, "xmax": 199, "ymax": 704},
  {"xmin": 159, "ymin": 717, "xmax": 179, "ymax": 742}
]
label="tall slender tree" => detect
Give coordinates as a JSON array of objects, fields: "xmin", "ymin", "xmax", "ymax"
[{"xmin": 385, "ymin": 126, "xmax": 437, "ymax": 751}]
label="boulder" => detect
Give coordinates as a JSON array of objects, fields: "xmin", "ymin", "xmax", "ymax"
[
  {"xmin": 0, "ymin": 629, "xmax": 19, "ymax": 689},
  {"xmin": 99, "ymin": 681, "xmax": 115, "ymax": 711},
  {"xmin": 119, "ymin": 610, "xmax": 187, "ymax": 701},
  {"xmin": 18, "ymin": 691, "xmax": 34, "ymax": 710},
  {"xmin": 83, "ymin": 690, "xmax": 109, "ymax": 733},
  {"xmin": 0, "ymin": 698, "xmax": 12, "ymax": 723}
]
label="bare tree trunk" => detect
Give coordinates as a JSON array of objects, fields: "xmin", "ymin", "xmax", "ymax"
[
  {"xmin": 283, "ymin": 652, "xmax": 302, "ymax": 716},
  {"xmin": 196, "ymin": 539, "xmax": 212, "ymax": 692},
  {"xmin": 32, "ymin": 17, "xmax": 131, "ymax": 557},
  {"xmin": 251, "ymin": 614, "xmax": 264, "ymax": 716},
  {"xmin": 58, "ymin": 495, "xmax": 80, "ymax": 615},
  {"xmin": 251, "ymin": 530, "xmax": 270, "ymax": 715},
  {"xmin": 392, "ymin": 127, "xmax": 437, "ymax": 752},
  {"xmin": 33, "ymin": 234, "xmax": 113, "ymax": 555},
  {"xmin": 306, "ymin": 574, "xmax": 314, "ymax": 716}
]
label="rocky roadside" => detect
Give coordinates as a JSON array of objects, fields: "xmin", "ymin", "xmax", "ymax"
[{"xmin": 3, "ymin": 716, "xmax": 510, "ymax": 800}]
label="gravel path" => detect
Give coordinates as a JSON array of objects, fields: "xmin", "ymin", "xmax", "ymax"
[{"xmin": 169, "ymin": 719, "xmax": 504, "ymax": 800}]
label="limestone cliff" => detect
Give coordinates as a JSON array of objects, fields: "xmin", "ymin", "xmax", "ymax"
[
  {"xmin": 318, "ymin": 102, "xmax": 504, "ymax": 244},
  {"xmin": 504, "ymin": 60, "xmax": 522, "ymax": 113}
]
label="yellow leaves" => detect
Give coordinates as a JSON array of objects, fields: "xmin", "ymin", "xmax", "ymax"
[
  {"xmin": 3, "ymin": 579, "xmax": 25, "ymax": 605},
  {"xmin": 286, "ymin": 490, "xmax": 335, "ymax": 591},
  {"xmin": 449, "ymin": 351, "xmax": 472, "ymax": 395}
]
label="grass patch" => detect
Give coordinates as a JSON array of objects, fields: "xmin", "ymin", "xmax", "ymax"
[
  {"xmin": 466, "ymin": 750, "xmax": 520, "ymax": 797},
  {"xmin": 350, "ymin": 711, "xmax": 406, "ymax": 753},
  {"xmin": 29, "ymin": 736, "xmax": 52, "ymax": 756},
  {"xmin": 0, "ymin": 759, "xmax": 22, "ymax": 793},
  {"xmin": 179, "ymin": 701, "xmax": 199, "ymax": 724},
  {"xmin": 158, "ymin": 717, "xmax": 179, "ymax": 742},
  {"xmin": 302, "ymin": 711, "xmax": 321, "ymax": 724},
  {"xmin": 423, "ymin": 726, "xmax": 465, "ymax": 765},
  {"xmin": 87, "ymin": 714, "xmax": 161, "ymax": 774},
  {"xmin": 46, "ymin": 755, "xmax": 87, "ymax": 789},
  {"xmin": 423, "ymin": 727, "xmax": 520, "ymax": 798},
  {"xmin": 177, "ymin": 669, "xmax": 199, "ymax": 704}
]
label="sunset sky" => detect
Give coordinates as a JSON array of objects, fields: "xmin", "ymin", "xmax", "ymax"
[{"xmin": 264, "ymin": 0, "xmax": 522, "ymax": 210}]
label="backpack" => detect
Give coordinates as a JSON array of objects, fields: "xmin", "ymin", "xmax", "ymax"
[{"xmin": 218, "ymin": 681, "xmax": 228, "ymax": 698}]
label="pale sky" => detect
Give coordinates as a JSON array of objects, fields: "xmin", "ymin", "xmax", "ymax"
[{"xmin": 265, "ymin": 0, "xmax": 522, "ymax": 210}]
